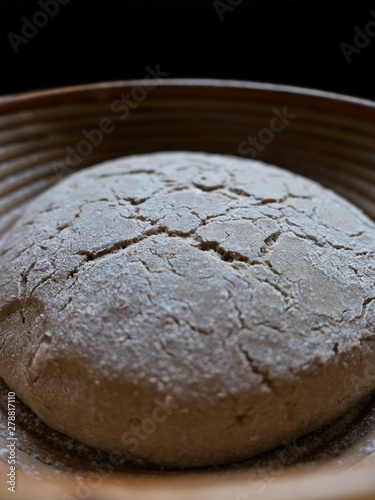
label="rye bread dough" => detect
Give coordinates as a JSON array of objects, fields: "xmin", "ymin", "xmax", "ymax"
[{"xmin": 1, "ymin": 151, "xmax": 375, "ymax": 468}]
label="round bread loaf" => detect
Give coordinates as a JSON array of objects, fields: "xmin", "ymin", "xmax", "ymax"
[{"xmin": 1, "ymin": 151, "xmax": 375, "ymax": 467}]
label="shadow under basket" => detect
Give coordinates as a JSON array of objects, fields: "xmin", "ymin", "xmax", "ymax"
[{"xmin": 0, "ymin": 80, "xmax": 375, "ymax": 500}]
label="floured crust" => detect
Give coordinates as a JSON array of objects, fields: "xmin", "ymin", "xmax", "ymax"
[{"xmin": 1, "ymin": 151, "xmax": 375, "ymax": 467}]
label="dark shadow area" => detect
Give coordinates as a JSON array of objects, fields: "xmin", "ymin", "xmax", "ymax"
[{"xmin": 0, "ymin": 0, "xmax": 374, "ymax": 99}]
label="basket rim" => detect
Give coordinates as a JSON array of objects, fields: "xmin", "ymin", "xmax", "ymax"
[{"xmin": 1, "ymin": 78, "xmax": 375, "ymax": 111}]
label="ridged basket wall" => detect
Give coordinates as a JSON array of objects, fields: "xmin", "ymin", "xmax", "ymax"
[{"xmin": 0, "ymin": 80, "xmax": 375, "ymax": 500}]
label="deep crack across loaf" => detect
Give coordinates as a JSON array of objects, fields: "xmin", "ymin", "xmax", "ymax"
[{"xmin": 1, "ymin": 151, "xmax": 375, "ymax": 467}]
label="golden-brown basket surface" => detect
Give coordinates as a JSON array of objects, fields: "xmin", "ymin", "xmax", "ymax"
[{"xmin": 0, "ymin": 80, "xmax": 375, "ymax": 500}]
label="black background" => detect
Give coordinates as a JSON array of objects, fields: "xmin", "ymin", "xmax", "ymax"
[{"xmin": 0, "ymin": 0, "xmax": 374, "ymax": 99}]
